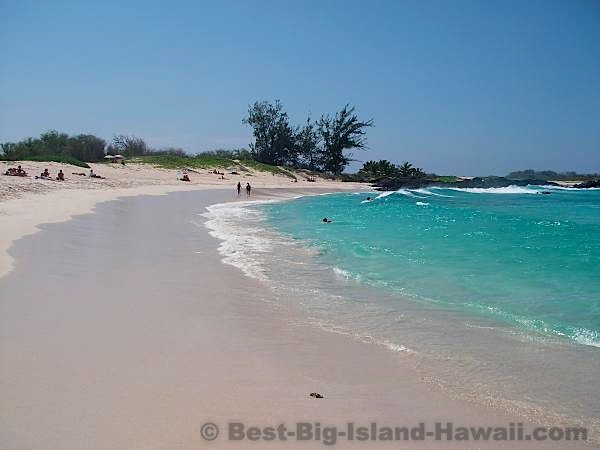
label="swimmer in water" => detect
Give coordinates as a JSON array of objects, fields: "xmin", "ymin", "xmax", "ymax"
[{"xmin": 322, "ymin": 217, "xmax": 332, "ymax": 223}]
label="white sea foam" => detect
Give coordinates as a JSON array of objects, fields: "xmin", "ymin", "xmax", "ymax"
[
  {"xmin": 373, "ymin": 189, "xmax": 428, "ymax": 200},
  {"xmin": 374, "ymin": 191, "xmax": 395, "ymax": 199},
  {"xmin": 442, "ymin": 185, "xmax": 542, "ymax": 194},
  {"xmin": 569, "ymin": 328, "xmax": 600, "ymax": 348},
  {"xmin": 415, "ymin": 201, "xmax": 429, "ymax": 206},
  {"xmin": 538, "ymin": 184, "xmax": 600, "ymax": 191},
  {"xmin": 381, "ymin": 341, "xmax": 414, "ymax": 353},
  {"xmin": 394, "ymin": 189, "xmax": 428, "ymax": 198},
  {"xmin": 333, "ymin": 266, "xmax": 352, "ymax": 278},
  {"xmin": 202, "ymin": 200, "xmax": 279, "ymax": 281},
  {"xmin": 537, "ymin": 184, "xmax": 576, "ymax": 191},
  {"xmin": 411, "ymin": 188, "xmax": 454, "ymax": 197}
]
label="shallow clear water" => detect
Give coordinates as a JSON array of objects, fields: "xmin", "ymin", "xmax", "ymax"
[{"xmin": 202, "ymin": 185, "xmax": 600, "ymax": 439}]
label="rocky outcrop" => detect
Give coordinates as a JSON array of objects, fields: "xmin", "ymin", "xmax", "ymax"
[
  {"xmin": 573, "ymin": 179, "xmax": 600, "ymax": 189},
  {"xmin": 373, "ymin": 176, "xmax": 559, "ymax": 191}
]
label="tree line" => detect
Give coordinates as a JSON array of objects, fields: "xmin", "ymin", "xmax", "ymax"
[
  {"xmin": 2, "ymin": 99, "xmax": 374, "ymax": 175},
  {"xmin": 0, "ymin": 131, "xmax": 154, "ymax": 163},
  {"xmin": 506, "ymin": 169, "xmax": 599, "ymax": 181},
  {"xmin": 356, "ymin": 160, "xmax": 426, "ymax": 181},
  {"xmin": 243, "ymin": 100, "xmax": 374, "ymax": 174}
]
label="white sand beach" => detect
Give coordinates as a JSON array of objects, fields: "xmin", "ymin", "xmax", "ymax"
[
  {"xmin": 0, "ymin": 160, "xmax": 364, "ymax": 279},
  {"xmin": 0, "ymin": 162, "xmax": 592, "ymax": 449}
]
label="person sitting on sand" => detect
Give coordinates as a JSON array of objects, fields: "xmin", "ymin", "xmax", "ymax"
[
  {"xmin": 35, "ymin": 169, "xmax": 52, "ymax": 180},
  {"xmin": 56, "ymin": 170, "xmax": 64, "ymax": 181},
  {"xmin": 89, "ymin": 169, "xmax": 105, "ymax": 179},
  {"xmin": 180, "ymin": 173, "xmax": 190, "ymax": 182},
  {"xmin": 246, "ymin": 182, "xmax": 251, "ymax": 196}
]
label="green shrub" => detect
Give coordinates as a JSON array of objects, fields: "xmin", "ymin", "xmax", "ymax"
[{"xmin": 1, "ymin": 154, "xmax": 90, "ymax": 168}]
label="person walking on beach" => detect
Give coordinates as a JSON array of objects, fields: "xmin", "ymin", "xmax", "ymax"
[
  {"xmin": 237, "ymin": 181, "xmax": 241, "ymax": 196},
  {"xmin": 246, "ymin": 182, "xmax": 251, "ymax": 197}
]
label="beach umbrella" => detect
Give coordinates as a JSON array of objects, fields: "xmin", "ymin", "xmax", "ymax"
[
  {"xmin": 104, "ymin": 155, "xmax": 116, "ymax": 159},
  {"xmin": 114, "ymin": 154, "xmax": 124, "ymax": 158}
]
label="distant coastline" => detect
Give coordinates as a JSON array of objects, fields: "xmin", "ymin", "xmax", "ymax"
[{"xmin": 372, "ymin": 175, "xmax": 600, "ymax": 191}]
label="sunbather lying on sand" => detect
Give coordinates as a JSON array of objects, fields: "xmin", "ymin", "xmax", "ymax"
[{"xmin": 4, "ymin": 165, "xmax": 28, "ymax": 177}]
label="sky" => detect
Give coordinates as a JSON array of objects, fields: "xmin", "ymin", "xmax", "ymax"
[{"xmin": 1, "ymin": 0, "xmax": 599, "ymax": 175}]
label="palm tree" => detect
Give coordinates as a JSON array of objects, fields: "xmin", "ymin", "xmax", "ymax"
[
  {"xmin": 358, "ymin": 160, "xmax": 398, "ymax": 180},
  {"xmin": 358, "ymin": 160, "xmax": 379, "ymax": 178},
  {"xmin": 412, "ymin": 167, "xmax": 426, "ymax": 178},
  {"xmin": 398, "ymin": 161, "xmax": 414, "ymax": 177}
]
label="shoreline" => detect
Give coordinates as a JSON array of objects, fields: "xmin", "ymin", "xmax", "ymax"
[
  {"xmin": 0, "ymin": 161, "xmax": 369, "ymax": 279},
  {"xmin": 0, "ymin": 187, "xmax": 594, "ymax": 448},
  {"xmin": 204, "ymin": 189, "xmax": 600, "ymax": 442},
  {"xmin": 0, "ymin": 184, "xmax": 213, "ymax": 279}
]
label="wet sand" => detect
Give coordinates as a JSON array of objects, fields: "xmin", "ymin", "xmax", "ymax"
[{"xmin": 0, "ymin": 189, "xmax": 591, "ymax": 449}]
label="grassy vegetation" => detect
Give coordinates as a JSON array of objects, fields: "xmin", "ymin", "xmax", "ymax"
[
  {"xmin": 0, "ymin": 154, "xmax": 90, "ymax": 168},
  {"xmin": 131, "ymin": 154, "xmax": 230, "ymax": 168},
  {"xmin": 434, "ymin": 176, "xmax": 458, "ymax": 183},
  {"xmin": 133, "ymin": 154, "xmax": 297, "ymax": 179},
  {"xmin": 239, "ymin": 159, "xmax": 296, "ymax": 179}
]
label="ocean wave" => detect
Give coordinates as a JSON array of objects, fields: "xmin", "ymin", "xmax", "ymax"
[
  {"xmin": 536, "ymin": 184, "xmax": 577, "ymax": 191},
  {"xmin": 415, "ymin": 201, "xmax": 429, "ymax": 206},
  {"xmin": 395, "ymin": 189, "xmax": 428, "ymax": 198},
  {"xmin": 373, "ymin": 189, "xmax": 430, "ymax": 200},
  {"xmin": 443, "ymin": 185, "xmax": 543, "ymax": 194},
  {"xmin": 202, "ymin": 200, "xmax": 279, "ymax": 281},
  {"xmin": 411, "ymin": 188, "xmax": 454, "ymax": 197},
  {"xmin": 465, "ymin": 302, "xmax": 600, "ymax": 348},
  {"xmin": 374, "ymin": 191, "xmax": 395, "ymax": 199},
  {"xmin": 538, "ymin": 184, "xmax": 600, "ymax": 191}
]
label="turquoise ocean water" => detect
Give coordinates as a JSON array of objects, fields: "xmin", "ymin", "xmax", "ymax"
[
  {"xmin": 204, "ymin": 184, "xmax": 600, "ymax": 437},
  {"xmin": 262, "ymin": 185, "xmax": 600, "ymax": 347}
]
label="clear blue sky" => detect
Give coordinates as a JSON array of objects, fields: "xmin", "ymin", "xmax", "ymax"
[{"xmin": 1, "ymin": 0, "xmax": 598, "ymax": 175}]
